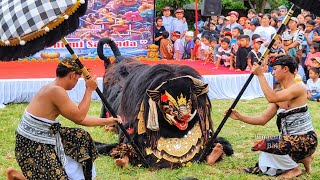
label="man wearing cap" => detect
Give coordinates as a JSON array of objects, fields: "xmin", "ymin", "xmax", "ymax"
[
  {"xmin": 282, "ymin": 17, "xmax": 305, "ymax": 53},
  {"xmin": 171, "ymin": 9, "xmax": 188, "ymax": 39},
  {"xmin": 278, "ymin": 5, "xmax": 287, "ymax": 19},
  {"xmin": 311, "ymin": 57, "xmax": 320, "ymax": 68},
  {"xmin": 229, "ymin": 55, "xmax": 317, "ymax": 178},
  {"xmin": 226, "ymin": 11, "xmax": 243, "ymax": 31},
  {"xmin": 7, "ymin": 58, "xmax": 122, "ymax": 179}
]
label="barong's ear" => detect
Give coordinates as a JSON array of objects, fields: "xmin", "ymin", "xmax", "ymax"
[
  {"xmin": 189, "ymin": 76, "xmax": 208, "ymax": 97},
  {"xmin": 146, "ymin": 90, "xmax": 160, "ymax": 102}
]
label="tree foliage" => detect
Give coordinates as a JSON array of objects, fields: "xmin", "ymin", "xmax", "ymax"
[
  {"xmin": 155, "ymin": 0, "xmax": 194, "ymax": 14},
  {"xmin": 222, "ymin": 0, "xmax": 246, "ymax": 10},
  {"xmin": 155, "ymin": 0, "xmax": 292, "ymax": 15},
  {"xmin": 248, "ymin": 0, "xmax": 292, "ymax": 13}
]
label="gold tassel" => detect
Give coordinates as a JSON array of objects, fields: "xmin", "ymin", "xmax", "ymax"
[
  {"xmin": 147, "ymin": 98, "xmax": 159, "ymax": 131},
  {"xmin": 137, "ymin": 101, "xmax": 146, "ymax": 134}
]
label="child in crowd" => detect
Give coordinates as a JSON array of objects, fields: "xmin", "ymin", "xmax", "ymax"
[
  {"xmin": 183, "ymin": 31, "xmax": 195, "ymax": 60},
  {"xmin": 215, "ymin": 37, "xmax": 232, "ymax": 69},
  {"xmin": 230, "ymin": 36, "xmax": 241, "ymax": 70},
  {"xmin": 305, "ymin": 43, "xmax": 320, "ymax": 70},
  {"xmin": 223, "ymin": 31, "xmax": 232, "ymax": 42},
  {"xmin": 231, "ymin": 27, "xmax": 241, "ymax": 46},
  {"xmin": 247, "ymin": 35, "xmax": 263, "ymax": 70},
  {"xmin": 193, "ymin": 37, "xmax": 201, "ymax": 60},
  {"xmin": 204, "ymin": 37, "xmax": 217, "ymax": 64},
  {"xmin": 201, "ymin": 23, "xmax": 219, "ymax": 40},
  {"xmin": 307, "ymin": 67, "xmax": 320, "ymax": 101},
  {"xmin": 266, "ymin": 36, "xmax": 285, "ymax": 72},
  {"xmin": 295, "ymin": 57, "xmax": 306, "ymax": 83},
  {"xmin": 171, "ymin": 9, "xmax": 188, "ymax": 39},
  {"xmin": 159, "ymin": 31, "xmax": 173, "ymax": 60},
  {"xmin": 282, "ymin": 33, "xmax": 297, "ymax": 57},
  {"xmin": 172, "ymin": 31, "xmax": 184, "ymax": 60},
  {"xmin": 154, "ymin": 17, "xmax": 166, "ymax": 47},
  {"xmin": 311, "ymin": 57, "xmax": 320, "ymax": 68},
  {"xmin": 161, "ymin": 6, "xmax": 175, "ymax": 38},
  {"xmin": 235, "ymin": 35, "xmax": 251, "ymax": 71},
  {"xmin": 200, "ymin": 35, "xmax": 211, "ymax": 61}
]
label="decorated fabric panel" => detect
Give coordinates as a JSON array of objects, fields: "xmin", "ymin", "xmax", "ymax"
[{"xmin": 0, "ymin": 0, "xmax": 80, "ymax": 46}]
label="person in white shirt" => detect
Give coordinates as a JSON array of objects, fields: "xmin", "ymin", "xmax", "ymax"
[
  {"xmin": 307, "ymin": 67, "xmax": 320, "ymax": 101},
  {"xmin": 253, "ymin": 14, "xmax": 277, "ymax": 54}
]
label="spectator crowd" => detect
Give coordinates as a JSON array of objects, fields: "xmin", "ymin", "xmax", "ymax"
[{"xmin": 154, "ymin": 5, "xmax": 320, "ymax": 102}]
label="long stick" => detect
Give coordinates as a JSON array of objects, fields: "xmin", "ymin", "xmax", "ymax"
[
  {"xmin": 198, "ymin": 4, "xmax": 298, "ymax": 161},
  {"xmin": 61, "ymin": 38, "xmax": 149, "ymax": 167}
]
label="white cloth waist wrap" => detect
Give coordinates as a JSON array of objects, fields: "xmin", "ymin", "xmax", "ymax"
[{"xmin": 16, "ymin": 110, "xmax": 67, "ymax": 166}]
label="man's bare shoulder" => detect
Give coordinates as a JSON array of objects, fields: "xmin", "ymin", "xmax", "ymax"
[
  {"xmin": 292, "ymin": 82, "xmax": 307, "ymax": 91},
  {"xmin": 38, "ymin": 84, "xmax": 67, "ymax": 97}
]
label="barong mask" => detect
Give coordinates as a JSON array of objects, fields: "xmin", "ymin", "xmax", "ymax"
[{"xmin": 147, "ymin": 76, "xmax": 208, "ymax": 131}]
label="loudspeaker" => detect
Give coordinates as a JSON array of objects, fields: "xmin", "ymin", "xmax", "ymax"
[{"xmin": 201, "ymin": 0, "xmax": 222, "ymax": 16}]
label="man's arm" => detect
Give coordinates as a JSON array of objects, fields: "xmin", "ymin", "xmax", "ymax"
[
  {"xmin": 284, "ymin": 42, "xmax": 299, "ymax": 51},
  {"xmin": 247, "ymin": 58, "xmax": 252, "ymax": 69},
  {"xmin": 52, "ymin": 77, "xmax": 97, "ymax": 124},
  {"xmin": 77, "ymin": 116, "xmax": 121, "ymax": 126},
  {"xmin": 229, "ymin": 103, "xmax": 278, "ymax": 125}
]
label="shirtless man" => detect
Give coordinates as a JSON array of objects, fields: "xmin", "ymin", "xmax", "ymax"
[
  {"xmin": 229, "ymin": 55, "xmax": 317, "ymax": 178},
  {"xmin": 7, "ymin": 58, "xmax": 122, "ymax": 180}
]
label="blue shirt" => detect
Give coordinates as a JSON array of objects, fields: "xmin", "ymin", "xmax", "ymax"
[
  {"xmin": 185, "ymin": 40, "xmax": 195, "ymax": 56},
  {"xmin": 226, "ymin": 22, "xmax": 243, "ymax": 31},
  {"xmin": 171, "ymin": 18, "xmax": 188, "ymax": 35}
]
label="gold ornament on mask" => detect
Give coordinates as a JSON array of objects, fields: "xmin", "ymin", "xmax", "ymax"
[
  {"xmin": 145, "ymin": 123, "xmax": 204, "ymax": 163},
  {"xmin": 177, "ymin": 93, "xmax": 187, "ymax": 106}
]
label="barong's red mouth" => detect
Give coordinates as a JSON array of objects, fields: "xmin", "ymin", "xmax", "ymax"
[
  {"xmin": 165, "ymin": 111, "xmax": 196, "ymax": 130},
  {"xmin": 175, "ymin": 120, "xmax": 188, "ymax": 130}
]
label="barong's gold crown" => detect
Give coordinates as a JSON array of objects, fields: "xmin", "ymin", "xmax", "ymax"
[{"xmin": 177, "ymin": 93, "xmax": 187, "ymax": 106}]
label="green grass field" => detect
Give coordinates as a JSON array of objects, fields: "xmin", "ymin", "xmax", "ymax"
[{"xmin": 1, "ymin": 99, "xmax": 319, "ymax": 179}]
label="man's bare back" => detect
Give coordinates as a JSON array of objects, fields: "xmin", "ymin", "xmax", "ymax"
[{"xmin": 26, "ymin": 84, "xmax": 62, "ymax": 120}]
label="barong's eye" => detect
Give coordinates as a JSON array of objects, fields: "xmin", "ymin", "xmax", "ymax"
[
  {"xmin": 169, "ymin": 105, "xmax": 174, "ymax": 112},
  {"xmin": 163, "ymin": 105, "xmax": 171, "ymax": 114}
]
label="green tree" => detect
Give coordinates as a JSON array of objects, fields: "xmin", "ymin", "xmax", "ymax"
[
  {"xmin": 248, "ymin": 0, "xmax": 291, "ymax": 13},
  {"xmin": 155, "ymin": 0, "xmax": 194, "ymax": 15},
  {"xmin": 222, "ymin": 0, "xmax": 246, "ymax": 10}
]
